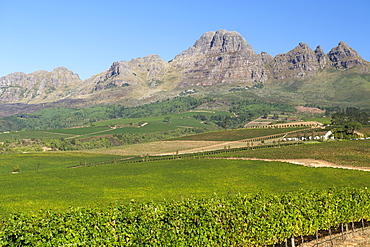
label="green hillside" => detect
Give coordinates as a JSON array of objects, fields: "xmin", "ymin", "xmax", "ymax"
[
  {"xmin": 264, "ymin": 69, "xmax": 370, "ymax": 107},
  {"xmin": 0, "ymin": 111, "xmax": 229, "ymax": 142}
]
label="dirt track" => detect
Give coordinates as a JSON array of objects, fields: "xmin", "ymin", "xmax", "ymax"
[{"xmin": 219, "ymin": 157, "xmax": 370, "ymax": 172}]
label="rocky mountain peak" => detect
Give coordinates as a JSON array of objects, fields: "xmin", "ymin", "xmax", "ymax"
[
  {"xmin": 328, "ymin": 41, "xmax": 365, "ymax": 68},
  {"xmin": 314, "ymin": 45, "xmax": 328, "ymax": 69},
  {"xmin": 81, "ymin": 54, "xmax": 169, "ymax": 96},
  {"xmin": 174, "ymin": 29, "xmax": 256, "ymax": 60},
  {"xmin": 54, "ymin": 66, "xmax": 68, "ymax": 72},
  {"xmin": 270, "ymin": 42, "xmax": 321, "ymax": 79},
  {"xmin": 208, "ymin": 29, "xmax": 255, "ymax": 54},
  {"xmin": 0, "ymin": 67, "xmax": 82, "ymax": 103},
  {"xmin": 107, "ymin": 61, "xmax": 132, "ymax": 77},
  {"xmin": 129, "ymin": 55, "xmax": 168, "ymax": 80},
  {"xmin": 172, "ymin": 30, "xmax": 266, "ymax": 87},
  {"xmin": 297, "ymin": 42, "xmax": 310, "ymax": 49},
  {"xmin": 260, "ymin": 51, "xmax": 273, "ymax": 64},
  {"xmin": 1, "ymin": 30, "xmax": 369, "ymax": 105}
]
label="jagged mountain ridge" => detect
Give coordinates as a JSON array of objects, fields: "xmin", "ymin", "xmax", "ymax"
[
  {"xmin": 172, "ymin": 30, "xmax": 267, "ymax": 86},
  {"xmin": 1, "ymin": 29, "xmax": 369, "ymax": 104},
  {"xmin": 0, "ymin": 67, "xmax": 81, "ymax": 103}
]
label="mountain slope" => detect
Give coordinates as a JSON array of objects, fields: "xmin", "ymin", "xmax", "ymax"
[
  {"xmin": 0, "ymin": 67, "xmax": 82, "ymax": 103},
  {"xmin": 1, "ymin": 29, "xmax": 369, "ymax": 107}
]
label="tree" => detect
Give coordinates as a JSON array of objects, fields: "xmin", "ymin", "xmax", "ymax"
[
  {"xmin": 12, "ymin": 165, "xmax": 20, "ymax": 173},
  {"xmin": 344, "ymin": 121, "xmax": 362, "ymax": 135},
  {"xmin": 221, "ymin": 117, "xmax": 230, "ymax": 129}
]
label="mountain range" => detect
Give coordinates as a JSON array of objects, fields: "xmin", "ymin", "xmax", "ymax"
[{"xmin": 1, "ymin": 29, "xmax": 370, "ymax": 108}]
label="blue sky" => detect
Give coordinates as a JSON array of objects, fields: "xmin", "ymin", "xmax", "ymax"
[{"xmin": 1, "ymin": 0, "xmax": 369, "ymax": 79}]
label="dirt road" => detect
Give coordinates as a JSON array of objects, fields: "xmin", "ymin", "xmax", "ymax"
[{"xmin": 220, "ymin": 157, "xmax": 370, "ymax": 172}]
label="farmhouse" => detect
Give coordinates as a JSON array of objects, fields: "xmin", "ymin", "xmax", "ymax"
[{"xmin": 323, "ymin": 131, "xmax": 333, "ymax": 140}]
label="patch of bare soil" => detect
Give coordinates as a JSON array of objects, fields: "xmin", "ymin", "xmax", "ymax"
[
  {"xmin": 295, "ymin": 106, "xmax": 326, "ymax": 114},
  {"xmin": 244, "ymin": 117, "xmax": 272, "ymax": 128},
  {"xmin": 90, "ymin": 141, "xmax": 224, "ymax": 156},
  {"xmin": 256, "ymin": 158, "xmax": 370, "ymax": 172},
  {"xmin": 205, "ymin": 157, "xmax": 370, "ymax": 172}
]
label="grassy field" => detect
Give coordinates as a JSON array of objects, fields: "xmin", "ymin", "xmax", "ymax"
[
  {"xmin": 86, "ymin": 127, "xmax": 310, "ymax": 156},
  {"xmin": 81, "ymin": 112, "xmax": 232, "ymax": 137},
  {"xmin": 45, "ymin": 126, "xmax": 108, "ymax": 135},
  {"xmin": 0, "ymin": 152, "xmax": 125, "ymax": 174},
  {"xmin": 361, "ymin": 126, "xmax": 370, "ymax": 135},
  {"xmin": 1, "ymin": 125, "xmax": 369, "ymax": 218},
  {"xmin": 1, "ymin": 158, "xmax": 369, "ymax": 216},
  {"xmin": 210, "ymin": 140, "xmax": 370, "ymax": 167},
  {"xmin": 172, "ymin": 127, "xmax": 305, "ymax": 141},
  {"xmin": 304, "ymin": 117, "xmax": 331, "ymax": 124},
  {"xmin": 0, "ymin": 130, "xmax": 74, "ymax": 141}
]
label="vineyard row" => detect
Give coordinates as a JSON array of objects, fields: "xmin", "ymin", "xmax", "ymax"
[{"xmin": 0, "ymin": 187, "xmax": 369, "ymax": 246}]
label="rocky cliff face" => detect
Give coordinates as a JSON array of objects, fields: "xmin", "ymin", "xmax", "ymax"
[
  {"xmin": 172, "ymin": 30, "xmax": 267, "ymax": 86},
  {"xmin": 78, "ymin": 55, "xmax": 170, "ymax": 101},
  {"xmin": 328, "ymin": 41, "xmax": 367, "ymax": 69},
  {"xmin": 90, "ymin": 55, "xmax": 168, "ymax": 90},
  {"xmin": 267, "ymin": 41, "xmax": 369, "ymax": 80},
  {"xmin": 1, "ymin": 30, "xmax": 369, "ymax": 104},
  {"xmin": 0, "ymin": 67, "xmax": 82, "ymax": 103},
  {"xmin": 269, "ymin": 42, "xmax": 323, "ymax": 80},
  {"xmin": 314, "ymin": 45, "xmax": 328, "ymax": 69}
]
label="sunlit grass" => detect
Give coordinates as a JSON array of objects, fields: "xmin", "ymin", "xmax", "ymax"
[
  {"xmin": 1, "ymin": 158, "xmax": 369, "ymax": 215},
  {"xmin": 210, "ymin": 140, "xmax": 370, "ymax": 167},
  {"xmin": 0, "ymin": 152, "xmax": 125, "ymax": 174}
]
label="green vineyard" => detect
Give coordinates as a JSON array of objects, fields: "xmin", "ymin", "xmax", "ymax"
[{"xmin": 0, "ymin": 187, "xmax": 369, "ymax": 246}]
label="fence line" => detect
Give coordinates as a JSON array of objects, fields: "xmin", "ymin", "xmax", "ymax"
[
  {"xmin": 76, "ymin": 141, "xmax": 303, "ymax": 167},
  {"xmin": 67, "ymin": 141, "xmax": 303, "ymax": 168},
  {"xmin": 307, "ymin": 221, "xmax": 369, "ymax": 247},
  {"xmin": 269, "ymin": 220, "xmax": 370, "ymax": 247}
]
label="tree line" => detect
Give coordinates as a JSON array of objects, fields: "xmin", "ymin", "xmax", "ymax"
[{"xmin": 329, "ymin": 107, "xmax": 370, "ymax": 139}]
